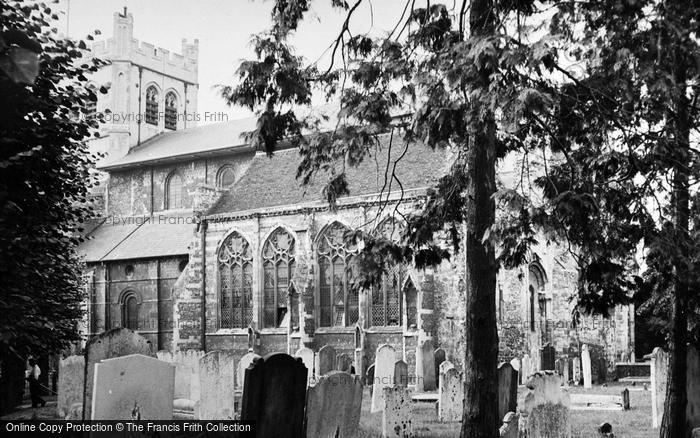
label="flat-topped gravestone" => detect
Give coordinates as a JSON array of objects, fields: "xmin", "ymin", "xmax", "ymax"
[
  {"xmin": 371, "ymin": 344, "xmax": 396, "ymax": 413},
  {"xmin": 317, "ymin": 345, "xmax": 337, "ymax": 376},
  {"xmin": 523, "ymin": 372, "xmax": 571, "ymax": 438},
  {"xmin": 91, "ymin": 354, "xmax": 174, "ymax": 420},
  {"xmin": 57, "ymin": 355, "xmax": 84, "ymax": 419},
  {"xmin": 237, "ymin": 352, "xmax": 261, "ymax": 390},
  {"xmin": 498, "ymin": 363, "xmax": 518, "ymax": 423},
  {"xmin": 198, "ymin": 351, "xmax": 236, "ymax": 420},
  {"xmin": 383, "ymin": 386, "xmax": 413, "ymax": 437},
  {"xmin": 82, "ymin": 328, "xmax": 155, "ymax": 419},
  {"xmin": 295, "ymin": 347, "xmax": 315, "ymax": 384},
  {"xmin": 305, "ymin": 371, "xmax": 362, "ymax": 438},
  {"xmin": 438, "ymin": 368, "xmax": 463, "ymax": 422},
  {"xmin": 434, "ymin": 348, "xmax": 446, "ymax": 383},
  {"xmin": 416, "ymin": 339, "xmax": 436, "ymax": 391},
  {"xmin": 541, "ymin": 343, "xmax": 555, "ymax": 371},
  {"xmin": 241, "ymin": 353, "xmax": 307, "ymax": 438},
  {"xmin": 337, "ymin": 353, "xmax": 352, "ymax": 373},
  {"xmin": 582, "ymin": 345, "xmax": 592, "ymax": 389},
  {"xmin": 394, "ymin": 360, "xmax": 409, "ymax": 387}
]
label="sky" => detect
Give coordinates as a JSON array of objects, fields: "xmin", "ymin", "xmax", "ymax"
[{"xmin": 57, "ymin": 0, "xmax": 409, "ymax": 124}]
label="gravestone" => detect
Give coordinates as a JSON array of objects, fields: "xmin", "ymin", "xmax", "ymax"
[
  {"xmin": 541, "ymin": 343, "xmax": 556, "ymax": 371},
  {"xmin": 434, "ymin": 348, "xmax": 446, "ymax": 384},
  {"xmin": 416, "ymin": 339, "xmax": 436, "ymax": 391},
  {"xmin": 581, "ymin": 345, "xmax": 592, "ymax": 389},
  {"xmin": 317, "ymin": 345, "xmax": 337, "ymax": 376},
  {"xmin": 198, "ymin": 351, "xmax": 236, "ymax": 420},
  {"xmin": 438, "ymin": 368, "xmax": 463, "ymax": 422},
  {"xmin": 156, "ymin": 350, "xmax": 205, "ymax": 402},
  {"xmin": 621, "ymin": 388, "xmax": 630, "ymax": 410},
  {"xmin": 498, "ymin": 363, "xmax": 518, "ymax": 423},
  {"xmin": 383, "ymin": 386, "xmax": 413, "ymax": 437},
  {"xmin": 57, "ymin": 355, "xmax": 84, "ymax": 419},
  {"xmin": 521, "ymin": 354, "xmax": 531, "ymax": 384},
  {"xmin": 91, "ymin": 354, "xmax": 174, "ymax": 420},
  {"xmin": 240, "ymin": 353, "xmax": 307, "ymax": 438},
  {"xmin": 394, "ymin": 360, "xmax": 409, "ymax": 387},
  {"xmin": 337, "ymin": 353, "xmax": 352, "ymax": 373},
  {"xmin": 523, "ymin": 372, "xmax": 571, "ymax": 438},
  {"xmin": 82, "ymin": 328, "xmax": 154, "ymax": 419},
  {"xmin": 439, "ymin": 360, "xmax": 455, "ymax": 376},
  {"xmin": 562, "ymin": 358, "xmax": 570, "ymax": 385},
  {"xmin": 499, "ymin": 411, "xmax": 520, "ymax": 438},
  {"xmin": 304, "ymin": 371, "xmax": 363, "ymax": 438},
  {"xmin": 686, "ymin": 344, "xmax": 700, "ymax": 432},
  {"xmin": 510, "ymin": 357, "xmax": 521, "ymax": 373},
  {"xmin": 371, "ymin": 344, "xmax": 396, "ymax": 413},
  {"xmin": 573, "ymin": 359, "xmax": 581, "ymax": 385},
  {"xmin": 295, "ymin": 347, "xmax": 315, "ymax": 384},
  {"xmin": 650, "ymin": 347, "xmax": 669, "ymax": 428},
  {"xmin": 236, "ymin": 352, "xmax": 261, "ymax": 390}
]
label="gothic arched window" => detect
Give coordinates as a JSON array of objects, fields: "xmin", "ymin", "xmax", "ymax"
[
  {"xmin": 218, "ymin": 232, "xmax": 254, "ymax": 329},
  {"xmin": 216, "ymin": 165, "xmax": 236, "ymax": 188},
  {"xmin": 164, "ymin": 91, "xmax": 177, "ymax": 130},
  {"xmin": 145, "ymin": 86, "xmax": 159, "ymax": 126},
  {"xmin": 121, "ymin": 292, "xmax": 139, "ymax": 330},
  {"xmin": 529, "ymin": 263, "xmax": 546, "ymax": 332},
  {"xmin": 371, "ymin": 218, "xmax": 405, "ymax": 327},
  {"xmin": 262, "ymin": 228, "xmax": 296, "ymax": 328},
  {"xmin": 165, "ymin": 172, "xmax": 183, "ymax": 210},
  {"xmin": 316, "ymin": 222, "xmax": 358, "ymax": 327}
]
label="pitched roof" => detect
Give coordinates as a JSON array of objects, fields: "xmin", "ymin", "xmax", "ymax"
[
  {"xmin": 78, "ymin": 212, "xmax": 194, "ymax": 262},
  {"xmin": 208, "ymin": 133, "xmax": 449, "ymax": 215}
]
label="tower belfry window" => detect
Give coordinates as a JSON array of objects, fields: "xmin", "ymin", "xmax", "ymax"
[
  {"xmin": 165, "ymin": 92, "xmax": 177, "ymax": 130},
  {"xmin": 145, "ymin": 86, "xmax": 159, "ymax": 126}
]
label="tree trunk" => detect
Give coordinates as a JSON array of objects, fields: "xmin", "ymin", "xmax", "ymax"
[
  {"xmin": 660, "ymin": 26, "xmax": 690, "ymax": 438},
  {"xmin": 460, "ymin": 0, "xmax": 499, "ymax": 436}
]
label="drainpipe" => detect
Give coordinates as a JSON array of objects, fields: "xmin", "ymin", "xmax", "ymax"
[
  {"xmin": 200, "ymin": 218, "xmax": 207, "ymax": 351},
  {"xmin": 137, "ymin": 67, "xmax": 143, "ymax": 145},
  {"xmin": 184, "ymin": 83, "xmax": 188, "ymax": 130}
]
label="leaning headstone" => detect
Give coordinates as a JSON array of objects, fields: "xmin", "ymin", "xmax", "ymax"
[
  {"xmin": 438, "ymin": 368, "xmax": 463, "ymax": 422},
  {"xmin": 650, "ymin": 347, "xmax": 669, "ymax": 428},
  {"xmin": 237, "ymin": 352, "xmax": 261, "ymax": 390},
  {"xmin": 434, "ymin": 348, "xmax": 446, "ymax": 383},
  {"xmin": 198, "ymin": 351, "xmax": 236, "ymax": 420},
  {"xmin": 521, "ymin": 354, "xmax": 531, "ymax": 384},
  {"xmin": 383, "ymin": 386, "xmax": 413, "ymax": 437},
  {"xmin": 57, "ymin": 355, "xmax": 84, "ymax": 419},
  {"xmin": 498, "ymin": 363, "xmax": 518, "ymax": 423},
  {"xmin": 523, "ymin": 372, "xmax": 571, "ymax": 438},
  {"xmin": 337, "ymin": 353, "xmax": 352, "ymax": 373},
  {"xmin": 82, "ymin": 328, "xmax": 154, "ymax": 419},
  {"xmin": 541, "ymin": 343, "xmax": 556, "ymax": 371},
  {"xmin": 686, "ymin": 344, "xmax": 700, "ymax": 432},
  {"xmin": 394, "ymin": 360, "xmax": 409, "ymax": 387},
  {"xmin": 371, "ymin": 344, "xmax": 396, "ymax": 413},
  {"xmin": 416, "ymin": 339, "xmax": 436, "ymax": 391},
  {"xmin": 304, "ymin": 371, "xmax": 363, "ymax": 438},
  {"xmin": 91, "ymin": 354, "xmax": 175, "ymax": 420},
  {"xmin": 240, "ymin": 353, "xmax": 307, "ymax": 438},
  {"xmin": 582, "ymin": 345, "xmax": 592, "ymax": 389},
  {"xmin": 317, "ymin": 345, "xmax": 337, "ymax": 376},
  {"xmin": 295, "ymin": 347, "xmax": 315, "ymax": 384},
  {"xmin": 499, "ymin": 412, "xmax": 520, "ymax": 438}
]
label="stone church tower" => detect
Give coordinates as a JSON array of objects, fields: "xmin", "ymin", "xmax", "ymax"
[{"xmin": 88, "ymin": 8, "xmax": 199, "ymax": 164}]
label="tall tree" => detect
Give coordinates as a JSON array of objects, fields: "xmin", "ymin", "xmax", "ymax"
[{"xmin": 0, "ymin": 1, "xmax": 103, "ymax": 359}]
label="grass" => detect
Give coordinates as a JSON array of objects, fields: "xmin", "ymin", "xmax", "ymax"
[{"xmin": 358, "ymin": 382, "xmax": 658, "ymax": 438}]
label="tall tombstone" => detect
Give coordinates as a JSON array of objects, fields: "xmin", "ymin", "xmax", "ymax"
[
  {"xmin": 523, "ymin": 372, "xmax": 571, "ymax": 438},
  {"xmin": 581, "ymin": 345, "xmax": 592, "ymax": 389},
  {"xmin": 541, "ymin": 343, "xmax": 556, "ymax": 371},
  {"xmin": 91, "ymin": 354, "xmax": 175, "ymax": 420},
  {"xmin": 337, "ymin": 353, "xmax": 352, "ymax": 373},
  {"xmin": 687, "ymin": 344, "xmax": 700, "ymax": 433},
  {"xmin": 198, "ymin": 351, "xmax": 236, "ymax": 420},
  {"xmin": 438, "ymin": 368, "xmax": 463, "ymax": 422},
  {"xmin": 650, "ymin": 347, "xmax": 669, "ymax": 428},
  {"xmin": 434, "ymin": 348, "xmax": 446, "ymax": 384},
  {"xmin": 371, "ymin": 344, "xmax": 396, "ymax": 413},
  {"xmin": 294, "ymin": 347, "xmax": 315, "ymax": 384},
  {"xmin": 305, "ymin": 371, "xmax": 363, "ymax": 438},
  {"xmin": 383, "ymin": 386, "xmax": 413, "ymax": 437},
  {"xmin": 394, "ymin": 360, "xmax": 408, "ymax": 387},
  {"xmin": 82, "ymin": 328, "xmax": 154, "ymax": 419},
  {"xmin": 317, "ymin": 345, "xmax": 337, "ymax": 376},
  {"xmin": 57, "ymin": 355, "xmax": 84, "ymax": 419},
  {"xmin": 498, "ymin": 363, "xmax": 518, "ymax": 423},
  {"xmin": 416, "ymin": 339, "xmax": 436, "ymax": 391},
  {"xmin": 240, "ymin": 353, "xmax": 307, "ymax": 438},
  {"xmin": 236, "ymin": 352, "xmax": 261, "ymax": 390},
  {"xmin": 521, "ymin": 354, "xmax": 531, "ymax": 385}
]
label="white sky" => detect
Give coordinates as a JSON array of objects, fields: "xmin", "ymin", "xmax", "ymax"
[{"xmin": 57, "ymin": 0, "xmax": 408, "ymax": 124}]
